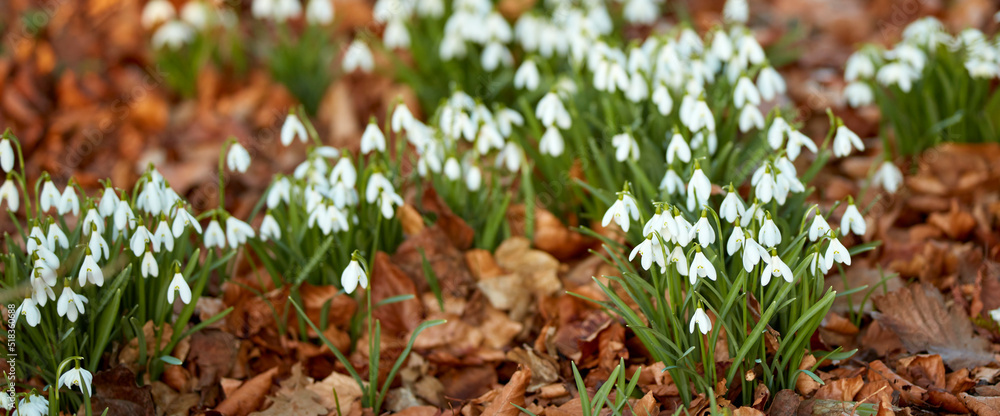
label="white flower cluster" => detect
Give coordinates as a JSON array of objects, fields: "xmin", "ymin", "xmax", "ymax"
[{"xmin": 142, "ymin": 0, "xmax": 240, "ymax": 50}]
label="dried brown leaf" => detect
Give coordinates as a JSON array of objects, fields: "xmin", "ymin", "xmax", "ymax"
[{"xmin": 481, "ymin": 365, "xmax": 532, "ymax": 416}]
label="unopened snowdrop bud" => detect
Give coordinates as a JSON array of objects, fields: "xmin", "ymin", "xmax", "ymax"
[
  {"xmin": 306, "ymin": 0, "xmax": 334, "ymax": 25},
  {"xmin": 56, "ymin": 287, "xmax": 87, "ymax": 322},
  {"xmin": 666, "ymin": 131, "xmax": 691, "ymax": 164},
  {"xmin": 686, "ymin": 166, "xmax": 712, "ymax": 212},
  {"xmin": 89, "ymin": 232, "xmax": 110, "ymax": 261},
  {"xmin": 130, "ymin": 224, "xmax": 152, "ymax": 256},
  {"xmin": 844, "ymin": 82, "xmax": 874, "ymax": 108},
  {"xmin": 762, "ymin": 252, "xmax": 793, "ymax": 286},
  {"xmin": 809, "ymin": 251, "xmax": 829, "ymax": 276},
  {"xmin": 758, "ymin": 214, "xmax": 781, "ymax": 247},
  {"xmin": 78, "ymin": 253, "xmax": 104, "ymax": 287},
  {"xmin": 40, "ymin": 180, "xmax": 60, "ymax": 212},
  {"xmin": 689, "ymin": 213, "xmax": 716, "ymax": 246},
  {"xmin": 723, "ymin": 0, "xmax": 748, "ymax": 23},
  {"xmin": 514, "ymin": 59, "xmax": 540, "ymax": 91},
  {"xmin": 539, "ymin": 126, "xmax": 565, "ymax": 157},
  {"xmin": 204, "ymin": 220, "xmax": 226, "ymax": 249},
  {"xmin": 465, "ymin": 164, "xmax": 482, "ymax": 191},
  {"xmin": 832, "ymin": 125, "xmax": 864, "ymax": 157},
  {"xmin": 225, "ymin": 216, "xmax": 255, "ymax": 248},
  {"xmin": 601, "ymin": 189, "xmax": 639, "ymax": 233},
  {"xmin": 141, "ymin": 251, "xmax": 159, "ymax": 278},
  {"xmin": 808, "ymin": 211, "xmax": 830, "ymax": 242},
  {"xmin": 383, "ymin": 18, "xmax": 410, "ymax": 49},
  {"xmin": 152, "ymin": 20, "xmax": 194, "ymax": 50},
  {"xmin": 756, "ymin": 67, "xmax": 786, "ymax": 101},
  {"xmin": 281, "ymin": 113, "xmax": 309, "ymax": 146},
  {"xmin": 168, "ymin": 268, "xmax": 191, "ymax": 304},
  {"xmin": 15, "ymin": 298, "xmax": 40, "ymax": 327},
  {"xmin": 343, "ymin": 40, "xmax": 374, "ymax": 73},
  {"xmin": 360, "ymin": 121, "xmax": 387, "ymax": 154},
  {"xmin": 260, "ymin": 213, "xmax": 281, "ymax": 241},
  {"xmin": 739, "ymin": 105, "xmax": 765, "ymax": 133},
  {"xmin": 873, "ymin": 161, "xmax": 903, "ymax": 193},
  {"xmin": 443, "ymin": 157, "xmax": 461, "ymax": 181},
  {"xmin": 612, "ymin": 133, "xmax": 639, "ymax": 162},
  {"xmin": 226, "ymin": 142, "xmax": 251, "ymax": 173},
  {"xmin": 0, "ymin": 139, "xmax": 13, "ymax": 173},
  {"xmin": 0, "ymin": 180, "xmax": 18, "ymax": 212},
  {"xmin": 841, "ymin": 202, "xmax": 866, "ymax": 236},
  {"xmin": 824, "ymin": 235, "xmax": 851, "ymax": 269},
  {"xmin": 734, "ymin": 76, "xmax": 760, "ymax": 108},
  {"xmin": 688, "ymin": 247, "xmax": 716, "ymax": 285},
  {"xmin": 341, "ymin": 254, "xmax": 369, "ymax": 294}
]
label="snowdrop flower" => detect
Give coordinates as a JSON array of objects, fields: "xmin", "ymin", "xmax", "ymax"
[
  {"xmin": 114, "ymin": 200, "xmax": 136, "ymax": 231},
  {"xmin": 130, "ymin": 224, "xmax": 153, "ymax": 256},
  {"xmin": 602, "ymin": 191, "xmax": 639, "ymax": 233},
  {"xmin": 841, "ymin": 203, "xmax": 866, "ymax": 236},
  {"xmin": 142, "ymin": 0, "xmax": 176, "ymax": 28},
  {"xmin": 767, "ymin": 117, "xmax": 790, "ymax": 150},
  {"xmin": 844, "ymin": 82, "xmax": 874, "ymax": 108},
  {"xmin": 515, "ymin": 60, "xmax": 541, "ymax": 91},
  {"xmin": 762, "ymin": 253, "xmax": 794, "ymax": 286},
  {"xmin": 141, "ymin": 252, "xmax": 159, "ymax": 278},
  {"xmin": 686, "ymin": 167, "xmax": 712, "ymax": 211},
  {"xmin": 612, "ymin": 133, "xmax": 639, "ymax": 162},
  {"xmin": 734, "ymin": 76, "xmax": 760, "ymax": 108},
  {"xmin": 56, "ymin": 185, "xmax": 79, "ymax": 216},
  {"xmin": 623, "ymin": 0, "xmax": 657, "ymax": 24},
  {"xmin": 17, "ymin": 394, "xmax": 49, "ymax": 416},
  {"xmin": 281, "ymin": 113, "xmax": 309, "ymax": 146},
  {"xmin": 719, "ymin": 190, "xmax": 745, "ymax": 224},
  {"xmin": 873, "ymin": 161, "xmax": 903, "ymax": 193},
  {"xmin": 536, "ymin": 92, "xmax": 571, "ymax": 129},
  {"xmin": 668, "ymin": 245, "xmax": 688, "ymax": 276},
  {"xmin": 57, "ymin": 287, "xmax": 88, "ymax": 322},
  {"xmin": 988, "ymin": 307, "xmax": 1000, "ymax": 326},
  {"xmin": 0, "ymin": 180, "xmax": 18, "ymax": 212},
  {"xmin": 742, "ymin": 235, "xmax": 770, "ymax": 272},
  {"xmin": 341, "ymin": 256, "xmax": 369, "ymax": 294},
  {"xmin": 758, "ymin": 215, "xmax": 781, "ymax": 247},
  {"xmin": 225, "ymin": 216, "xmax": 255, "ymax": 248},
  {"xmin": 168, "ymin": 271, "xmax": 191, "ymax": 304},
  {"xmin": 689, "ymin": 214, "xmax": 716, "ymax": 246},
  {"xmin": 539, "ymin": 126, "xmax": 565, "ymax": 157},
  {"xmin": 673, "ymin": 213, "xmax": 693, "ymax": 247},
  {"xmin": 15, "ymin": 298, "xmax": 40, "ymax": 327},
  {"xmin": 44, "ymin": 224, "xmax": 67, "ymax": 251},
  {"xmin": 625, "ymin": 73, "xmax": 649, "ymax": 102},
  {"xmin": 494, "ymin": 107, "xmax": 523, "ymax": 138},
  {"xmin": 360, "ymin": 122, "xmax": 387, "ymax": 154},
  {"xmin": 629, "ymin": 235, "xmax": 665, "ymax": 272},
  {"xmin": 82, "ymin": 209, "xmax": 103, "ymax": 235},
  {"xmin": 383, "ymin": 19, "xmax": 410, "ymax": 49},
  {"xmin": 683, "ymin": 99, "xmax": 715, "ymax": 133},
  {"xmin": 786, "ymin": 130, "xmax": 818, "ymax": 161},
  {"xmin": 59, "ymin": 366, "xmax": 94, "ymax": 396},
  {"xmin": 443, "ymin": 157, "xmax": 461, "ymax": 181},
  {"xmin": 739, "ymin": 105, "xmax": 765, "ymax": 133},
  {"xmin": 306, "ymin": 0, "xmax": 334, "ymax": 25},
  {"xmin": 89, "ymin": 232, "xmax": 109, "ymax": 261},
  {"xmin": 366, "ymin": 172, "xmax": 403, "ymax": 219},
  {"xmin": 149, "ymin": 222, "xmax": 172, "ymax": 253},
  {"xmin": 343, "ymin": 40, "xmax": 374, "ymax": 73},
  {"xmin": 496, "ymin": 142, "xmax": 523, "ymax": 172},
  {"xmin": 666, "ymin": 132, "xmax": 691, "ymax": 164},
  {"xmin": 391, "ymin": 102, "xmax": 415, "ymax": 133},
  {"xmin": 152, "ymin": 20, "xmax": 194, "ymax": 50},
  {"xmin": 736, "ymin": 32, "xmax": 766, "ymax": 67},
  {"xmin": 808, "ymin": 211, "xmax": 830, "ymax": 242},
  {"xmin": 0, "ymin": 139, "xmax": 11, "ymax": 173},
  {"xmin": 30, "ymin": 274, "xmax": 55, "ymax": 306},
  {"xmin": 660, "ymin": 169, "xmax": 684, "ymax": 195},
  {"xmin": 481, "ymin": 42, "xmax": 513, "ymax": 71},
  {"xmin": 652, "ymin": 84, "xmax": 673, "ymax": 115},
  {"xmin": 272, "ymin": 0, "xmax": 303, "ymax": 22},
  {"xmin": 179, "ymin": 1, "xmax": 211, "ymax": 30},
  {"xmin": 824, "ymin": 236, "xmax": 851, "ymax": 269},
  {"xmin": 688, "ymin": 249, "xmax": 716, "ymax": 284},
  {"xmin": 99, "ymin": 187, "xmax": 119, "ymax": 217},
  {"xmin": 756, "ymin": 67, "xmax": 786, "ymax": 101},
  {"xmin": 833, "ymin": 125, "xmax": 864, "ymax": 157},
  {"xmin": 723, "ymin": 0, "xmax": 748, "ymax": 23},
  {"xmin": 876, "ymin": 63, "xmax": 918, "ymax": 92},
  {"xmin": 204, "ymin": 220, "xmax": 226, "ymax": 249},
  {"xmin": 40, "ymin": 180, "xmax": 60, "ymax": 212},
  {"xmin": 845, "ymin": 52, "xmax": 875, "ymax": 81},
  {"xmin": 78, "ymin": 254, "xmax": 104, "ymax": 287},
  {"xmin": 226, "ymin": 143, "xmax": 251, "ymax": 173},
  {"xmin": 260, "ymin": 213, "xmax": 281, "ymax": 241},
  {"xmin": 809, "ymin": 251, "xmax": 830, "ymax": 276},
  {"xmin": 172, "ymin": 207, "xmax": 202, "ymax": 237}
]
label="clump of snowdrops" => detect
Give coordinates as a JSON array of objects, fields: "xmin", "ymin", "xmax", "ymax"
[{"xmin": 843, "ymin": 16, "xmax": 1000, "ymax": 192}]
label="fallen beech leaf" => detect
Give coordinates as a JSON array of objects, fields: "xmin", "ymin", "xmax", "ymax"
[
  {"xmin": 633, "ymin": 391, "xmax": 660, "ymax": 416},
  {"xmin": 213, "ymin": 366, "xmax": 279, "ymax": 416},
  {"xmin": 868, "ymin": 360, "xmax": 927, "ymax": 405},
  {"xmin": 872, "ymin": 284, "xmax": 994, "ymax": 369},
  {"xmin": 481, "ymin": 365, "xmax": 532, "ymax": 416},
  {"xmin": 506, "ymin": 347, "xmax": 559, "ymax": 392},
  {"xmin": 796, "ymin": 355, "xmax": 820, "ymax": 396},
  {"xmin": 897, "ymin": 354, "xmax": 946, "ymax": 390},
  {"xmin": 249, "ymin": 389, "xmax": 327, "ymax": 416},
  {"xmin": 371, "ymin": 251, "xmax": 424, "ymax": 335},
  {"xmin": 767, "ymin": 389, "xmax": 801, "ymax": 416},
  {"xmin": 927, "ymin": 200, "xmax": 976, "ymax": 240},
  {"xmin": 494, "ymin": 237, "xmax": 562, "ymax": 298},
  {"xmin": 87, "ymin": 366, "xmax": 155, "ymax": 416},
  {"xmin": 306, "ymin": 370, "xmax": 363, "ymax": 410},
  {"xmin": 814, "ymin": 374, "xmax": 864, "ymax": 401},
  {"xmin": 960, "ymin": 392, "xmax": 1000, "ymax": 416}
]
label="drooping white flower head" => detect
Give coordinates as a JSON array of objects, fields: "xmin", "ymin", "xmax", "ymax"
[
  {"xmin": 734, "ymin": 76, "xmax": 760, "ymax": 108},
  {"xmin": 130, "ymin": 224, "xmax": 153, "ymax": 256},
  {"xmin": 204, "ymin": 219, "xmax": 226, "ymax": 249},
  {"xmin": 738, "ymin": 105, "xmax": 765, "ymax": 133},
  {"xmin": 14, "ymin": 298, "xmax": 40, "ymax": 327},
  {"xmin": 668, "ymin": 245, "xmax": 688, "ymax": 276},
  {"xmin": 172, "ymin": 207, "xmax": 202, "ymax": 237},
  {"xmin": 343, "ymin": 40, "xmax": 375, "ymax": 73},
  {"xmin": 225, "ymin": 216, "xmax": 255, "ymax": 248},
  {"xmin": 686, "ymin": 167, "xmax": 712, "ymax": 212},
  {"xmin": 384, "ymin": 18, "xmax": 411, "ymax": 49},
  {"xmin": 260, "ymin": 213, "xmax": 282, "ymax": 241},
  {"xmin": 465, "ymin": 164, "xmax": 483, "ymax": 191},
  {"xmin": 539, "ymin": 126, "xmax": 565, "ymax": 157},
  {"xmin": 688, "ymin": 213, "xmax": 716, "ymax": 246},
  {"xmin": 281, "ymin": 113, "xmax": 309, "ymax": 146},
  {"xmin": 723, "ymin": 0, "xmax": 748, "ymax": 23},
  {"xmin": 341, "ymin": 257, "xmax": 369, "ymax": 294},
  {"xmin": 56, "ymin": 287, "xmax": 88, "ymax": 322},
  {"xmin": 89, "ymin": 232, "xmax": 110, "ymax": 261},
  {"xmin": 652, "ymin": 83, "xmax": 673, "ymax": 115},
  {"xmin": 0, "ymin": 139, "xmax": 12, "ymax": 173},
  {"xmin": 514, "ymin": 59, "xmax": 541, "ymax": 91},
  {"xmin": 666, "ymin": 131, "xmax": 691, "ymax": 164},
  {"xmin": 59, "ymin": 365, "xmax": 94, "ymax": 396},
  {"xmin": 141, "ymin": 251, "xmax": 159, "ymax": 278},
  {"xmin": 0, "ymin": 180, "xmax": 18, "ymax": 212},
  {"xmin": 46, "ymin": 224, "xmax": 68, "ymax": 250},
  {"xmin": 31, "ymin": 273, "xmax": 56, "ymax": 307},
  {"xmin": 786, "ymin": 129, "xmax": 817, "ymax": 161},
  {"xmin": 841, "ymin": 203, "xmax": 866, "ymax": 236},
  {"xmin": 535, "ymin": 92, "xmax": 571, "ymax": 129},
  {"xmin": 152, "ymin": 20, "xmax": 195, "ymax": 50},
  {"xmin": 360, "ymin": 122, "xmax": 387, "ymax": 154},
  {"xmin": 306, "ymin": 0, "xmax": 334, "ymax": 25},
  {"xmin": 875, "ymin": 62, "xmax": 918, "ymax": 92},
  {"xmin": 55, "ymin": 185, "xmax": 79, "ymax": 216},
  {"xmin": 762, "ymin": 253, "xmax": 794, "ymax": 286},
  {"xmin": 872, "ymin": 160, "xmax": 903, "ymax": 193},
  {"xmin": 756, "ymin": 67, "xmax": 786, "ymax": 101},
  {"xmin": 78, "ymin": 254, "xmax": 104, "ymax": 287},
  {"xmin": 833, "ymin": 125, "xmax": 864, "ymax": 158},
  {"xmin": 40, "ymin": 180, "xmax": 60, "ymax": 212},
  {"xmin": 824, "ymin": 236, "xmax": 851, "ymax": 269},
  {"xmin": 719, "ymin": 190, "xmax": 745, "ymax": 224},
  {"xmin": 688, "ymin": 249, "xmax": 717, "ymax": 285},
  {"xmin": 226, "ymin": 142, "xmax": 251, "ymax": 173},
  {"xmin": 742, "ymin": 234, "xmax": 770, "ymax": 272},
  {"xmin": 612, "ymin": 132, "xmax": 639, "ymax": 162},
  {"xmin": 601, "ymin": 190, "xmax": 639, "ymax": 233},
  {"xmin": 844, "ymin": 52, "xmax": 875, "ymax": 81},
  {"xmin": 689, "ymin": 307, "xmax": 712, "ymax": 335},
  {"xmin": 660, "ymin": 169, "xmax": 685, "ymax": 196},
  {"xmin": 114, "ymin": 199, "xmax": 136, "ymax": 231},
  {"xmin": 168, "ymin": 271, "xmax": 192, "ymax": 304},
  {"xmin": 366, "ymin": 172, "xmax": 403, "ymax": 219},
  {"xmin": 808, "ymin": 211, "xmax": 831, "ymax": 242},
  {"xmin": 844, "ymin": 82, "xmax": 874, "ymax": 108},
  {"xmin": 630, "ymin": 235, "xmax": 665, "ymax": 271},
  {"xmin": 758, "ymin": 215, "xmax": 781, "ymax": 248}
]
